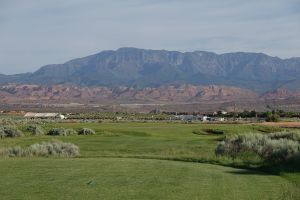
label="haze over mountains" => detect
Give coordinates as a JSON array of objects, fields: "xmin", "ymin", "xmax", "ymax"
[{"xmin": 1, "ymin": 47, "xmax": 300, "ymax": 108}]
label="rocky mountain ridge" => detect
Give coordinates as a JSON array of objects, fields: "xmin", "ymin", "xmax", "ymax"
[{"xmin": 1, "ymin": 47, "xmax": 300, "ymax": 93}]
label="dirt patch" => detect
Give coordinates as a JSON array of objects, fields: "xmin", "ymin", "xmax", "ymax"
[{"xmin": 260, "ymin": 122, "xmax": 300, "ymax": 128}]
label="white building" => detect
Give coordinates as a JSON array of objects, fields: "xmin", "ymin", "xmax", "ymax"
[{"xmin": 24, "ymin": 112, "xmax": 65, "ymax": 119}]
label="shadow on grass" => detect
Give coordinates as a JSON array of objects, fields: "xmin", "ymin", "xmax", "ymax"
[
  {"xmin": 85, "ymin": 154, "xmax": 300, "ymax": 177},
  {"xmin": 226, "ymin": 169, "xmax": 275, "ymax": 176}
]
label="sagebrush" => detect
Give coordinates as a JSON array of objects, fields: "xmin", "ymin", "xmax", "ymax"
[
  {"xmin": 27, "ymin": 125, "xmax": 45, "ymax": 136},
  {"xmin": 78, "ymin": 128, "xmax": 96, "ymax": 135},
  {"xmin": 5, "ymin": 140, "xmax": 79, "ymax": 157},
  {"xmin": 216, "ymin": 132, "xmax": 300, "ymax": 163},
  {"xmin": 0, "ymin": 126, "xmax": 23, "ymax": 138}
]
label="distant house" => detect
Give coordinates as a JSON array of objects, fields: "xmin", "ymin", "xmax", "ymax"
[
  {"xmin": 200, "ymin": 116, "xmax": 211, "ymax": 121},
  {"xmin": 221, "ymin": 111, "xmax": 227, "ymax": 115},
  {"xmin": 24, "ymin": 112, "xmax": 65, "ymax": 119}
]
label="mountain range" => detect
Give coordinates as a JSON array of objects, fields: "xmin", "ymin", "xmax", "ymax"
[
  {"xmin": 1, "ymin": 47, "xmax": 300, "ymax": 92},
  {"xmin": 1, "ymin": 47, "xmax": 300, "ymax": 111}
]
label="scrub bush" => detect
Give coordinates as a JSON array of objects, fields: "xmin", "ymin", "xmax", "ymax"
[
  {"xmin": 27, "ymin": 125, "xmax": 45, "ymax": 136},
  {"xmin": 47, "ymin": 128, "xmax": 67, "ymax": 136},
  {"xmin": 269, "ymin": 131, "xmax": 300, "ymax": 142},
  {"xmin": 216, "ymin": 132, "xmax": 300, "ymax": 163},
  {"xmin": 6, "ymin": 140, "xmax": 79, "ymax": 157},
  {"xmin": 0, "ymin": 126, "xmax": 23, "ymax": 138},
  {"xmin": 48, "ymin": 128, "xmax": 77, "ymax": 136},
  {"xmin": 65, "ymin": 128, "xmax": 78, "ymax": 135},
  {"xmin": 78, "ymin": 128, "xmax": 95, "ymax": 135}
]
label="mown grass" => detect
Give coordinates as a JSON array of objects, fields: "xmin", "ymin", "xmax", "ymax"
[
  {"xmin": 0, "ymin": 121, "xmax": 299, "ymax": 199},
  {"xmin": 0, "ymin": 157, "xmax": 298, "ymax": 200}
]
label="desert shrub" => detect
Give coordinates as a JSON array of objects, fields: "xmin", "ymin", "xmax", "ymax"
[
  {"xmin": 269, "ymin": 131, "xmax": 300, "ymax": 142},
  {"xmin": 6, "ymin": 140, "xmax": 79, "ymax": 157},
  {"xmin": 0, "ymin": 127, "xmax": 5, "ymax": 138},
  {"xmin": 215, "ymin": 141, "xmax": 226, "ymax": 155},
  {"xmin": 262, "ymin": 139, "xmax": 299, "ymax": 162},
  {"xmin": 65, "ymin": 128, "xmax": 77, "ymax": 135},
  {"xmin": 27, "ymin": 125, "xmax": 45, "ymax": 136},
  {"xmin": 47, "ymin": 128, "xmax": 67, "ymax": 136},
  {"xmin": 0, "ymin": 119, "xmax": 16, "ymax": 126},
  {"xmin": 78, "ymin": 128, "xmax": 95, "ymax": 135},
  {"xmin": 26, "ymin": 140, "xmax": 79, "ymax": 157},
  {"xmin": 7, "ymin": 146, "xmax": 24, "ymax": 157},
  {"xmin": 48, "ymin": 128, "xmax": 77, "ymax": 136},
  {"xmin": 0, "ymin": 126, "xmax": 23, "ymax": 138},
  {"xmin": 0, "ymin": 148, "xmax": 7, "ymax": 156},
  {"xmin": 216, "ymin": 132, "xmax": 300, "ymax": 163}
]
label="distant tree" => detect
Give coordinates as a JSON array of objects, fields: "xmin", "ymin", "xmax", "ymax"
[
  {"xmin": 249, "ymin": 110, "xmax": 257, "ymax": 118},
  {"xmin": 266, "ymin": 113, "xmax": 280, "ymax": 122},
  {"xmin": 217, "ymin": 111, "xmax": 223, "ymax": 116}
]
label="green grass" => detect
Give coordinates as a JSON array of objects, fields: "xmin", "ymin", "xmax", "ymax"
[
  {"xmin": 0, "ymin": 157, "xmax": 298, "ymax": 200},
  {"xmin": 0, "ymin": 122, "xmax": 299, "ymax": 199},
  {"xmin": 0, "ymin": 122, "xmax": 267, "ymax": 159}
]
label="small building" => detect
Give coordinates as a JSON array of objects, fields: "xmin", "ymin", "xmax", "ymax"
[
  {"xmin": 221, "ymin": 111, "xmax": 227, "ymax": 115},
  {"xmin": 24, "ymin": 112, "xmax": 65, "ymax": 119},
  {"xmin": 200, "ymin": 115, "xmax": 210, "ymax": 121}
]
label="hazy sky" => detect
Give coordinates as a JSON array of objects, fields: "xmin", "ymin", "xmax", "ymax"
[{"xmin": 0, "ymin": 0, "xmax": 299, "ymax": 74}]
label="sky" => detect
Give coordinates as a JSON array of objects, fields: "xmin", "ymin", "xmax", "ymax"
[{"xmin": 0, "ymin": 0, "xmax": 299, "ymax": 74}]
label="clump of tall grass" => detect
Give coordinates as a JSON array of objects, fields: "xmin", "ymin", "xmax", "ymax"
[
  {"xmin": 78, "ymin": 128, "xmax": 95, "ymax": 135},
  {"xmin": 216, "ymin": 132, "xmax": 300, "ymax": 163},
  {"xmin": 5, "ymin": 140, "xmax": 79, "ymax": 157},
  {"xmin": 0, "ymin": 126, "xmax": 23, "ymax": 138}
]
